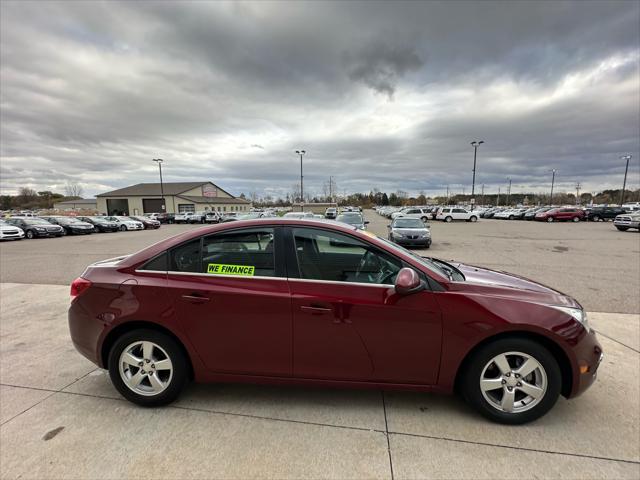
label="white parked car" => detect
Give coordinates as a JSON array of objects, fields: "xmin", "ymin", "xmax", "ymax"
[
  {"xmin": 0, "ymin": 220, "xmax": 25, "ymax": 240},
  {"xmin": 391, "ymin": 207, "xmax": 431, "ymax": 222},
  {"xmin": 105, "ymin": 216, "xmax": 144, "ymax": 231},
  {"xmin": 283, "ymin": 211, "xmax": 316, "ymax": 219},
  {"xmin": 175, "ymin": 211, "xmax": 207, "ymax": 224},
  {"xmin": 435, "ymin": 207, "xmax": 478, "ymax": 222}
]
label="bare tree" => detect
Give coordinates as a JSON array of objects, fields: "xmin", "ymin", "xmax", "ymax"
[{"xmin": 64, "ymin": 180, "xmax": 84, "ymax": 198}]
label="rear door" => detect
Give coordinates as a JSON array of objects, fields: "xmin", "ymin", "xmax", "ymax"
[
  {"xmin": 286, "ymin": 226, "xmax": 442, "ymax": 384},
  {"xmin": 167, "ymin": 226, "xmax": 292, "ymax": 376}
]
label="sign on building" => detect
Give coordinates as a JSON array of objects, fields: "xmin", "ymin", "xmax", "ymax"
[{"xmin": 202, "ymin": 184, "xmax": 217, "ymax": 198}]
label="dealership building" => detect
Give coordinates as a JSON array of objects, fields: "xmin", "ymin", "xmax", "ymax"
[{"xmin": 96, "ymin": 181, "xmax": 251, "ymax": 215}]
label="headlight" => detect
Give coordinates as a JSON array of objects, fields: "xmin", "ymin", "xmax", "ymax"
[
  {"xmin": 392, "ymin": 232, "xmax": 403, "ymax": 238},
  {"xmin": 419, "ymin": 234, "xmax": 429, "ymax": 238},
  {"xmin": 551, "ymin": 306, "xmax": 589, "ymax": 330},
  {"xmin": 36, "ymin": 227, "xmax": 46, "ymax": 231}
]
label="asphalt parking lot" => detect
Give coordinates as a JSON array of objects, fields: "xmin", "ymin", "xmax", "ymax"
[{"xmin": 1, "ymin": 211, "xmax": 639, "ymax": 479}]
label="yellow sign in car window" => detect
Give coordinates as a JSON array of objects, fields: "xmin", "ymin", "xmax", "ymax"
[{"xmin": 207, "ymin": 263, "xmax": 255, "ymax": 276}]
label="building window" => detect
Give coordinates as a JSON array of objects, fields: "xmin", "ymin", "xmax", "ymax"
[{"xmin": 178, "ymin": 204, "xmax": 195, "ymax": 213}]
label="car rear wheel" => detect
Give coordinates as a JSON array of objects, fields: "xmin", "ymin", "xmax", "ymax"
[
  {"xmin": 470, "ymin": 216, "xmax": 478, "ymax": 222},
  {"xmin": 508, "ymin": 215, "xmax": 514, "ymax": 220},
  {"xmin": 108, "ymin": 329, "xmax": 188, "ymax": 407},
  {"xmin": 460, "ymin": 338, "xmax": 561, "ymax": 424},
  {"xmin": 547, "ymin": 217, "xmax": 554, "ymax": 222},
  {"xmin": 592, "ymin": 215, "xmax": 600, "ymax": 222},
  {"xmin": 421, "ymin": 216, "xmax": 428, "ymax": 222},
  {"xmin": 119, "ymin": 225, "xmax": 127, "ymax": 231},
  {"xmin": 445, "ymin": 216, "xmax": 452, "ymax": 222},
  {"xmin": 572, "ymin": 216, "xmax": 580, "ymax": 222}
]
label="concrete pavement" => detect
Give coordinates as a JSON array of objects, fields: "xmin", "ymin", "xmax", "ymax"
[{"xmin": 1, "ymin": 283, "xmax": 638, "ymax": 479}]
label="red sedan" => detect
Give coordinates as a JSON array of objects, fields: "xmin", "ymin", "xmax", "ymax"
[
  {"xmin": 69, "ymin": 218, "xmax": 602, "ymax": 424},
  {"xmin": 535, "ymin": 207, "xmax": 585, "ymax": 222}
]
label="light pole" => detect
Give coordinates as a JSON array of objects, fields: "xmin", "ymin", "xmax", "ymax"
[
  {"xmin": 470, "ymin": 140, "xmax": 484, "ymax": 211},
  {"xmin": 152, "ymin": 158, "xmax": 165, "ymax": 212},
  {"xmin": 506, "ymin": 177, "xmax": 512, "ymax": 206},
  {"xmin": 549, "ymin": 169, "xmax": 557, "ymax": 205},
  {"xmin": 619, "ymin": 155, "xmax": 632, "ymax": 206},
  {"xmin": 295, "ymin": 150, "xmax": 306, "ymax": 211}
]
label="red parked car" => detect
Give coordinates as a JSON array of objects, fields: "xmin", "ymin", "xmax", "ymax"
[
  {"xmin": 69, "ymin": 219, "xmax": 602, "ymax": 424},
  {"xmin": 535, "ymin": 207, "xmax": 585, "ymax": 222}
]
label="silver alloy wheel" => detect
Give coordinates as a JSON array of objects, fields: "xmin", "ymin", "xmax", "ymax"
[
  {"xmin": 119, "ymin": 341, "xmax": 173, "ymax": 396},
  {"xmin": 480, "ymin": 351, "xmax": 547, "ymax": 414}
]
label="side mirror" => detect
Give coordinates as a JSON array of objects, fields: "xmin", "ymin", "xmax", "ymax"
[
  {"xmin": 395, "ymin": 268, "xmax": 425, "ymax": 295},
  {"xmin": 387, "ymin": 224, "xmax": 391, "ymax": 229},
  {"xmin": 365, "ymin": 221, "xmax": 370, "ymax": 225}
]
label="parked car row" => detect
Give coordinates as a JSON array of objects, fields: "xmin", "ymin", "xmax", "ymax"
[
  {"xmin": 478, "ymin": 205, "xmax": 634, "ymax": 223},
  {"xmin": 375, "ymin": 206, "xmax": 478, "ymax": 223},
  {"xmin": 0, "ymin": 214, "xmax": 157, "ymax": 240}
]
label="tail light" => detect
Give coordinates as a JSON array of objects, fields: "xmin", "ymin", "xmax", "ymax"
[{"xmin": 70, "ymin": 277, "xmax": 92, "ymax": 302}]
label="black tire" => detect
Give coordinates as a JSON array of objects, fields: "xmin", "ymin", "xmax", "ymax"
[
  {"xmin": 119, "ymin": 225, "xmax": 127, "ymax": 231},
  {"xmin": 572, "ymin": 216, "xmax": 580, "ymax": 222},
  {"xmin": 508, "ymin": 215, "xmax": 514, "ymax": 220},
  {"xmin": 445, "ymin": 216, "xmax": 452, "ymax": 223},
  {"xmin": 460, "ymin": 337, "xmax": 561, "ymax": 424},
  {"xmin": 108, "ymin": 329, "xmax": 188, "ymax": 407},
  {"xmin": 26, "ymin": 230, "xmax": 34, "ymax": 239},
  {"xmin": 616, "ymin": 226, "xmax": 628, "ymax": 231},
  {"xmin": 547, "ymin": 217, "xmax": 554, "ymax": 222},
  {"xmin": 592, "ymin": 215, "xmax": 600, "ymax": 222},
  {"xmin": 421, "ymin": 216, "xmax": 428, "ymax": 222},
  {"xmin": 469, "ymin": 216, "xmax": 478, "ymax": 222}
]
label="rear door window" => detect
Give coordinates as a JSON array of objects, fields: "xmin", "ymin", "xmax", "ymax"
[{"xmin": 202, "ymin": 228, "xmax": 276, "ymax": 277}]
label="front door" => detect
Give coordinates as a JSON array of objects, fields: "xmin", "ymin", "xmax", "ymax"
[
  {"xmin": 287, "ymin": 227, "xmax": 442, "ymax": 384},
  {"xmin": 167, "ymin": 226, "xmax": 292, "ymax": 376}
]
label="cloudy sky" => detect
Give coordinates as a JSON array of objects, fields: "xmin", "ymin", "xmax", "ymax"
[{"xmin": 1, "ymin": 0, "xmax": 639, "ymax": 199}]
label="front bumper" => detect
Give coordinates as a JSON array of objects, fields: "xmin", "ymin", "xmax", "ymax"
[
  {"xmin": 569, "ymin": 329, "xmax": 603, "ymax": 398},
  {"xmin": 393, "ymin": 236, "xmax": 431, "ymax": 247}
]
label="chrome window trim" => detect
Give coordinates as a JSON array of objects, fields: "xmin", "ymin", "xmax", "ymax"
[
  {"xmin": 287, "ymin": 277, "xmax": 394, "ymax": 288},
  {"xmin": 161, "ymin": 270, "xmax": 287, "ymax": 281},
  {"xmin": 135, "ymin": 269, "xmax": 394, "ymax": 288}
]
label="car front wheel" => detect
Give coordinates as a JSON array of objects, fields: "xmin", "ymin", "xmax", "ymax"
[
  {"xmin": 108, "ymin": 329, "xmax": 188, "ymax": 407},
  {"xmin": 592, "ymin": 215, "xmax": 600, "ymax": 222},
  {"xmin": 469, "ymin": 216, "xmax": 478, "ymax": 222},
  {"xmin": 119, "ymin": 225, "xmax": 127, "ymax": 231},
  {"xmin": 547, "ymin": 217, "xmax": 554, "ymax": 222},
  {"xmin": 25, "ymin": 230, "xmax": 34, "ymax": 239},
  {"xmin": 572, "ymin": 216, "xmax": 580, "ymax": 222},
  {"xmin": 445, "ymin": 216, "xmax": 452, "ymax": 222},
  {"xmin": 460, "ymin": 338, "xmax": 561, "ymax": 424}
]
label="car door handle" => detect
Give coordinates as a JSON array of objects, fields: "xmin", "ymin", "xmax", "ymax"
[
  {"xmin": 300, "ymin": 305, "xmax": 332, "ymax": 314},
  {"xmin": 181, "ymin": 293, "xmax": 210, "ymax": 303}
]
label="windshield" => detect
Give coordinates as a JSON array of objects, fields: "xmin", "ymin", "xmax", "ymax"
[
  {"xmin": 24, "ymin": 219, "xmax": 52, "ymax": 225},
  {"xmin": 337, "ymin": 213, "xmax": 363, "ymax": 225},
  {"xmin": 373, "ymin": 234, "xmax": 462, "ymax": 280},
  {"xmin": 88, "ymin": 217, "xmax": 107, "ymax": 223},
  {"xmin": 56, "ymin": 217, "xmax": 82, "ymax": 224},
  {"xmin": 393, "ymin": 218, "xmax": 425, "ymax": 228}
]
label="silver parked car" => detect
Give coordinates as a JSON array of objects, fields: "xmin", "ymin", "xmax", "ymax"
[{"xmin": 387, "ymin": 217, "xmax": 431, "ymax": 248}]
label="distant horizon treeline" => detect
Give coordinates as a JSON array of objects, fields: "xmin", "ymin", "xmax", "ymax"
[
  {"xmin": 3, "ymin": 186, "xmax": 639, "ymax": 211},
  {"xmin": 249, "ymin": 188, "xmax": 640, "ymax": 208},
  {"xmin": 0, "ymin": 187, "xmax": 82, "ymax": 210}
]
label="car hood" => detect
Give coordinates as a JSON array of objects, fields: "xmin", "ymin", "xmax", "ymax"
[{"xmin": 454, "ymin": 262, "xmax": 581, "ymax": 309}]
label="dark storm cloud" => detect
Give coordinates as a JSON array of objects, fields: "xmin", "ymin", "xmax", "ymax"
[
  {"xmin": 0, "ymin": 0, "xmax": 639, "ymax": 198},
  {"xmin": 345, "ymin": 44, "xmax": 424, "ymax": 98}
]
